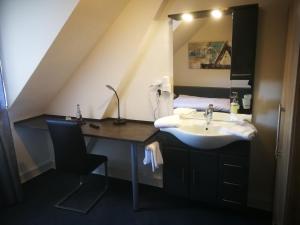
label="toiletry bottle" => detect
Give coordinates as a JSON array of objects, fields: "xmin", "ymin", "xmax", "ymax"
[
  {"xmin": 206, "ymin": 104, "xmax": 214, "ymax": 121},
  {"xmin": 230, "ymin": 93, "xmax": 240, "ymax": 114},
  {"xmin": 76, "ymin": 104, "xmax": 83, "ymax": 122}
]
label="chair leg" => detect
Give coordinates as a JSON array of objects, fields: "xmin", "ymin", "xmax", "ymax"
[
  {"xmin": 54, "ymin": 164, "xmax": 109, "ymax": 214},
  {"xmin": 78, "ymin": 162, "xmax": 109, "ymax": 214},
  {"xmin": 55, "ymin": 181, "xmax": 85, "ymax": 213},
  {"xmin": 105, "ymin": 160, "xmax": 109, "ymax": 187}
]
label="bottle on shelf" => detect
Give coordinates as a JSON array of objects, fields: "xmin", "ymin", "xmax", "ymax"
[
  {"xmin": 230, "ymin": 92, "xmax": 240, "ymax": 114},
  {"xmin": 76, "ymin": 104, "xmax": 84, "ymax": 124}
]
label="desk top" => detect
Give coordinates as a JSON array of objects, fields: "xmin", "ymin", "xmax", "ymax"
[{"xmin": 14, "ymin": 115, "xmax": 159, "ymax": 144}]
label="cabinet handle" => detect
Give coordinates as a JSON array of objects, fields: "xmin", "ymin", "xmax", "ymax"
[
  {"xmin": 222, "ymin": 198, "xmax": 242, "ymax": 205},
  {"xmin": 224, "ymin": 181, "xmax": 241, "ymax": 187},
  {"xmin": 223, "ymin": 163, "xmax": 242, "ymax": 168},
  {"xmin": 181, "ymin": 168, "xmax": 185, "ymax": 183}
]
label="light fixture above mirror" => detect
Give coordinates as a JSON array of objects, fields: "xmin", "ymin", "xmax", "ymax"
[
  {"xmin": 181, "ymin": 13, "xmax": 194, "ymax": 22},
  {"xmin": 168, "ymin": 8, "xmax": 230, "ymax": 21},
  {"xmin": 210, "ymin": 9, "xmax": 223, "ymax": 19}
]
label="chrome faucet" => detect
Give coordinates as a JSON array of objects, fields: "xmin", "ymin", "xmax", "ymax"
[{"xmin": 204, "ymin": 104, "xmax": 214, "ymax": 126}]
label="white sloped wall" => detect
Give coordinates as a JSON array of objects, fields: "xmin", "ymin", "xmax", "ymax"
[{"xmin": 0, "ymin": 0, "xmax": 80, "ymax": 106}]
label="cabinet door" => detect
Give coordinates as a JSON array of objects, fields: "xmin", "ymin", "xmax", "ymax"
[
  {"xmin": 163, "ymin": 147, "xmax": 189, "ymax": 198},
  {"xmin": 231, "ymin": 5, "xmax": 258, "ymax": 80},
  {"xmin": 190, "ymin": 151, "xmax": 218, "ymax": 203}
]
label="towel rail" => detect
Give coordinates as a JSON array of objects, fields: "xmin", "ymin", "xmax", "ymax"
[{"xmin": 275, "ymin": 104, "xmax": 285, "ymax": 159}]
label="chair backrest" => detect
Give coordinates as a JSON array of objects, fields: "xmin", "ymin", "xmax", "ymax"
[{"xmin": 47, "ymin": 119, "xmax": 88, "ymax": 174}]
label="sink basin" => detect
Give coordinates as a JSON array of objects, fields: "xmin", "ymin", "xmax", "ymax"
[{"xmin": 160, "ymin": 119, "xmax": 244, "ymax": 149}]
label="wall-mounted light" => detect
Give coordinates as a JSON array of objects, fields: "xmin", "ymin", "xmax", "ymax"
[
  {"xmin": 181, "ymin": 13, "xmax": 194, "ymax": 22},
  {"xmin": 210, "ymin": 9, "xmax": 223, "ymax": 19}
]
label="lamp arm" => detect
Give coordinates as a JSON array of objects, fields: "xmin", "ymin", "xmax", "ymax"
[
  {"xmin": 115, "ymin": 92, "xmax": 120, "ymax": 120},
  {"xmin": 111, "ymin": 89, "xmax": 121, "ymax": 120}
]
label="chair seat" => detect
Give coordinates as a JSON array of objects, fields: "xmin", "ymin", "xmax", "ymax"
[{"xmin": 85, "ymin": 154, "xmax": 107, "ymax": 174}]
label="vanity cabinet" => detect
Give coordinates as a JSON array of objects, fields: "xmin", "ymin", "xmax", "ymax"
[
  {"xmin": 159, "ymin": 132, "xmax": 250, "ymax": 209},
  {"xmin": 231, "ymin": 4, "xmax": 258, "ymax": 80}
]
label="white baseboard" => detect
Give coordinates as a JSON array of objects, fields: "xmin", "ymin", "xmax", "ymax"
[{"xmin": 20, "ymin": 160, "xmax": 54, "ymax": 183}]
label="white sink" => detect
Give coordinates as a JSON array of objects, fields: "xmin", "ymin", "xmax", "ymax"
[{"xmin": 160, "ymin": 119, "xmax": 246, "ymax": 149}]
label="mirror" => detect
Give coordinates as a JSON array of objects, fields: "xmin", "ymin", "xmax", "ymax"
[
  {"xmin": 173, "ymin": 14, "xmax": 232, "ymax": 88},
  {"xmin": 170, "ymin": 5, "xmax": 258, "ymax": 116}
]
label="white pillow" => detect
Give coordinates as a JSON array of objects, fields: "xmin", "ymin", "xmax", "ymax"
[{"xmin": 173, "ymin": 95, "xmax": 230, "ymax": 112}]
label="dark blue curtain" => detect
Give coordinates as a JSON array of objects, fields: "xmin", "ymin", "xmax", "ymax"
[{"xmin": 0, "ymin": 62, "xmax": 22, "ymax": 208}]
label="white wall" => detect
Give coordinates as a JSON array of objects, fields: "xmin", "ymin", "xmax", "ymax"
[
  {"xmin": 0, "ymin": 0, "xmax": 79, "ymax": 106},
  {"xmin": 106, "ymin": 20, "xmax": 173, "ymax": 121},
  {"xmin": 47, "ymin": 0, "xmax": 165, "ymax": 119},
  {"xmin": 174, "ymin": 15, "xmax": 232, "ymax": 87}
]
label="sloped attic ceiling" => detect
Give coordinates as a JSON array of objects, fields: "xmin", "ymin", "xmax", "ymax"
[{"xmin": 9, "ymin": 0, "xmax": 129, "ymax": 120}]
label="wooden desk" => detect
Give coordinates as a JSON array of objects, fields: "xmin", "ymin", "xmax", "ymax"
[{"xmin": 14, "ymin": 115, "xmax": 159, "ymax": 210}]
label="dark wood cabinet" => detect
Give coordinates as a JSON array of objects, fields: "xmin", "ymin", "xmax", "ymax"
[
  {"xmin": 190, "ymin": 150, "xmax": 218, "ymax": 203},
  {"xmin": 163, "ymin": 147, "xmax": 189, "ymax": 198},
  {"xmin": 159, "ymin": 132, "xmax": 250, "ymax": 209},
  {"xmin": 231, "ymin": 4, "xmax": 258, "ymax": 80}
]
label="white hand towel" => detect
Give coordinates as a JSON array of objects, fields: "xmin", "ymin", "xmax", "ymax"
[
  {"xmin": 154, "ymin": 115, "xmax": 180, "ymax": 128},
  {"xmin": 229, "ymin": 113, "xmax": 252, "ymax": 123},
  {"xmin": 220, "ymin": 122, "xmax": 257, "ymax": 140},
  {"xmin": 173, "ymin": 108, "xmax": 196, "ymax": 116},
  {"xmin": 143, "ymin": 141, "xmax": 163, "ymax": 172}
]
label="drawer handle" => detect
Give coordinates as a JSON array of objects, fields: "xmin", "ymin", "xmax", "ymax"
[
  {"xmin": 223, "ymin": 181, "xmax": 241, "ymax": 187},
  {"xmin": 223, "ymin": 163, "xmax": 242, "ymax": 168},
  {"xmin": 222, "ymin": 199, "xmax": 242, "ymax": 205}
]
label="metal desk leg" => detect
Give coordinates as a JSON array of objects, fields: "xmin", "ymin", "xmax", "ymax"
[
  {"xmin": 131, "ymin": 143, "xmax": 139, "ymax": 211},
  {"xmin": 86, "ymin": 137, "xmax": 98, "ymax": 153}
]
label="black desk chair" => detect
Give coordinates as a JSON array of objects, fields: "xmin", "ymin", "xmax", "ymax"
[{"xmin": 46, "ymin": 119, "xmax": 108, "ymax": 214}]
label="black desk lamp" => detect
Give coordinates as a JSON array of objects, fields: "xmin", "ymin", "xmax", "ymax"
[{"xmin": 106, "ymin": 85, "xmax": 126, "ymax": 125}]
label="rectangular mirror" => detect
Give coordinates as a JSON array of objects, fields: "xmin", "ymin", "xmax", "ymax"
[{"xmin": 170, "ymin": 5, "xmax": 258, "ymax": 117}]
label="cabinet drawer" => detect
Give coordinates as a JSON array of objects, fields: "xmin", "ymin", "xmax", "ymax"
[
  {"xmin": 221, "ymin": 182, "xmax": 247, "ymax": 204},
  {"xmin": 221, "ymin": 156, "xmax": 248, "ymax": 184}
]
